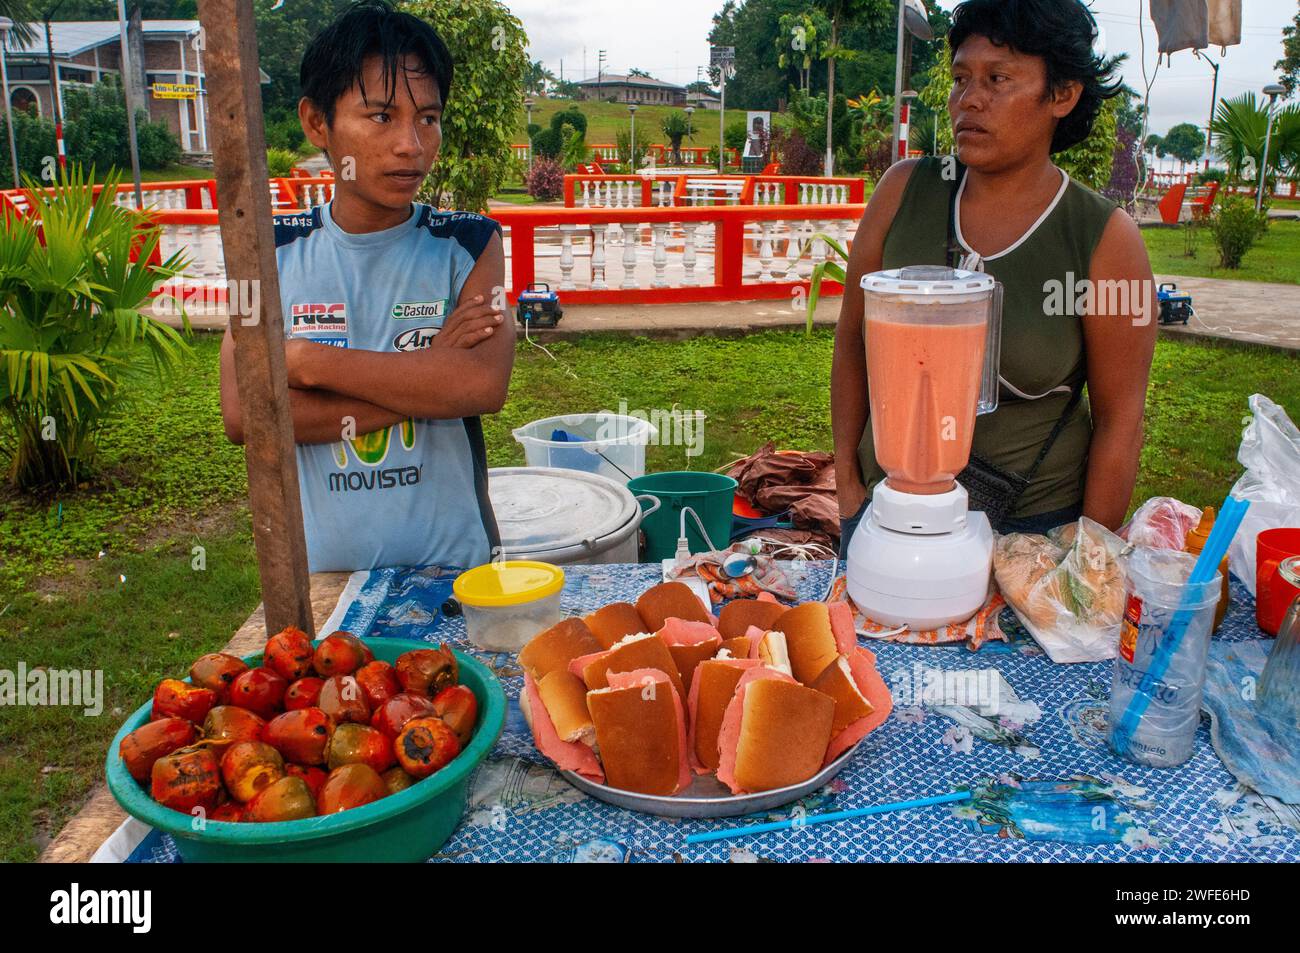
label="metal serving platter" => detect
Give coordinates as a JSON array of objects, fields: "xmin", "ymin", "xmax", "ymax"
[{"xmin": 559, "ymin": 743, "xmax": 860, "ymax": 819}]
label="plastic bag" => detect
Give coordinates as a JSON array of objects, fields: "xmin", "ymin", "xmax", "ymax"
[
  {"xmin": 1120, "ymin": 497, "xmax": 1202, "ymax": 551},
  {"xmin": 994, "ymin": 517, "xmax": 1129, "ymax": 663},
  {"xmin": 1228, "ymin": 395, "xmax": 1300, "ymax": 596}
]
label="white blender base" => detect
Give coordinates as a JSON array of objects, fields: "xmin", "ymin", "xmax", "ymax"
[{"xmin": 845, "ymin": 504, "xmax": 994, "ymax": 631}]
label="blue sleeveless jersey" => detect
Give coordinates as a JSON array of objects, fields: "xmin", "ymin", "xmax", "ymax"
[{"xmin": 274, "ymin": 202, "xmax": 502, "ymax": 572}]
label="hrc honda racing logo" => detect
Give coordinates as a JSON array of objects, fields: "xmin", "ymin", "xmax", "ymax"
[{"xmin": 291, "ymin": 302, "xmax": 347, "ymax": 335}]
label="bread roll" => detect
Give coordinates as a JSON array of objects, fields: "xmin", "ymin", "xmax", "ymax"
[
  {"xmin": 753, "ymin": 630, "xmax": 793, "ymax": 678},
  {"xmin": 718, "ymin": 598, "xmax": 787, "ymax": 639},
  {"xmin": 809, "ymin": 654, "xmax": 874, "ymax": 733},
  {"xmin": 578, "ymin": 632, "xmax": 685, "ymax": 700},
  {"xmin": 775, "ymin": 602, "xmax": 840, "ymax": 684},
  {"xmin": 584, "ymin": 602, "xmax": 649, "ymax": 649},
  {"xmin": 720, "ymin": 635, "xmax": 754, "ymax": 658},
  {"xmin": 536, "ymin": 670, "xmax": 594, "ymax": 745},
  {"xmin": 689, "ymin": 659, "xmax": 753, "ymax": 771},
  {"xmin": 732, "ymin": 679, "xmax": 834, "ymax": 792},
  {"xmin": 519, "ymin": 618, "xmax": 602, "ymax": 680},
  {"xmin": 587, "ymin": 679, "xmax": 684, "ymax": 795},
  {"xmin": 636, "ymin": 581, "xmax": 710, "ymax": 632}
]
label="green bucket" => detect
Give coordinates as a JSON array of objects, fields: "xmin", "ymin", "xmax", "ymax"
[
  {"xmin": 105, "ymin": 638, "xmax": 505, "ymax": 862},
  {"xmin": 628, "ymin": 471, "xmax": 738, "ymax": 562}
]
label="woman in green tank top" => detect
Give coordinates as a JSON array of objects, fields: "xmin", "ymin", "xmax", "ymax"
[{"xmin": 833, "ymin": 0, "xmax": 1157, "ymax": 556}]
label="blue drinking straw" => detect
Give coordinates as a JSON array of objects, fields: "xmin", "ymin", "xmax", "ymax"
[
  {"xmin": 684, "ymin": 790, "xmax": 971, "ymax": 845},
  {"xmin": 1110, "ymin": 493, "xmax": 1250, "ymax": 754}
]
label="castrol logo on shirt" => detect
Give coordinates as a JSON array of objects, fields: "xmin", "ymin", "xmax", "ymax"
[{"xmin": 290, "ymin": 302, "xmax": 348, "ymax": 335}]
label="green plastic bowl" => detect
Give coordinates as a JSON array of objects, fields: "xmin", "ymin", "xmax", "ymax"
[{"xmin": 105, "ymin": 638, "xmax": 505, "ymax": 862}]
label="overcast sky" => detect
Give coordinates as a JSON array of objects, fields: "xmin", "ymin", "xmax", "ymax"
[{"xmin": 505, "ymin": 0, "xmax": 1295, "ymax": 136}]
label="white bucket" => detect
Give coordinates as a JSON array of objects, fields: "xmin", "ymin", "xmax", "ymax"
[
  {"xmin": 511, "ymin": 413, "xmax": 657, "ymax": 485},
  {"xmin": 488, "ymin": 467, "xmax": 655, "ymax": 565}
]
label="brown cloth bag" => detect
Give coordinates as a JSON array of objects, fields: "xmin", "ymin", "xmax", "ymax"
[{"xmin": 726, "ymin": 442, "xmax": 840, "ymax": 541}]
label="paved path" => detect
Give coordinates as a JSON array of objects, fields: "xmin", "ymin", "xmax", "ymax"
[{"xmin": 170, "ymin": 274, "xmax": 1297, "ymax": 353}]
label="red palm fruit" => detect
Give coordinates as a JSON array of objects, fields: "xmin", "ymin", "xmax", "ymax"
[
  {"xmin": 326, "ymin": 722, "xmax": 396, "ymax": 774},
  {"xmin": 312, "ymin": 631, "xmax": 373, "ymax": 678},
  {"xmin": 150, "ymin": 746, "xmax": 222, "ymax": 813},
  {"xmin": 264, "ymin": 626, "xmax": 315, "ymax": 681},
  {"xmin": 394, "ymin": 646, "xmax": 458, "ymax": 697},
  {"xmin": 263, "ymin": 708, "xmax": 335, "ymax": 765},
  {"xmin": 244, "ymin": 776, "xmax": 316, "ymax": 822},
  {"xmin": 189, "ymin": 653, "xmax": 249, "ymax": 703},
  {"xmin": 220, "ymin": 741, "xmax": 285, "ymax": 803},
  {"xmin": 317, "ymin": 764, "xmax": 387, "ymax": 815},
  {"xmin": 284, "ymin": 677, "xmax": 324, "ymax": 711},
  {"xmin": 210, "ymin": 802, "xmax": 245, "ymax": 823},
  {"xmin": 318, "ymin": 674, "xmax": 371, "ymax": 725},
  {"xmin": 202, "ymin": 705, "xmax": 266, "ymax": 746},
  {"xmin": 432, "ymin": 684, "xmax": 478, "ymax": 748},
  {"xmin": 370, "ymin": 692, "xmax": 437, "ymax": 739},
  {"xmin": 394, "ymin": 717, "xmax": 461, "ymax": 779},
  {"xmin": 285, "ymin": 764, "xmax": 329, "ymax": 800},
  {"xmin": 355, "ymin": 660, "xmax": 401, "ymax": 710},
  {"xmin": 381, "ymin": 766, "xmax": 417, "ymax": 796},
  {"xmin": 119, "ymin": 717, "xmax": 198, "ymax": 782},
  {"xmin": 228, "ymin": 667, "xmax": 288, "ymax": 719},
  {"xmin": 151, "ymin": 679, "xmax": 218, "ymax": 724}
]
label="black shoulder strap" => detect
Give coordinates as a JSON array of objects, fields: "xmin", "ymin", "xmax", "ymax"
[
  {"xmin": 944, "ymin": 159, "xmax": 966, "ymax": 269},
  {"xmin": 1023, "ymin": 385, "xmax": 1085, "ymax": 484}
]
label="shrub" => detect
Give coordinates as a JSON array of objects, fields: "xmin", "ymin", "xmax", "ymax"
[
  {"xmin": 0, "ymin": 111, "xmax": 57, "ymax": 188},
  {"xmin": 1209, "ymin": 194, "xmax": 1266, "ymax": 269},
  {"xmin": 770, "ymin": 127, "xmax": 821, "ymax": 176},
  {"xmin": 137, "ymin": 120, "xmax": 182, "ymax": 168},
  {"xmin": 266, "ymin": 147, "xmax": 299, "ymax": 177},
  {"xmin": 264, "ymin": 109, "xmax": 308, "ymax": 153},
  {"xmin": 0, "ymin": 167, "xmax": 189, "ymax": 491},
  {"xmin": 1197, "ymin": 168, "xmax": 1226, "ymax": 184},
  {"xmin": 525, "ymin": 157, "xmax": 565, "ymax": 201},
  {"xmin": 531, "ymin": 126, "xmax": 562, "ymax": 160},
  {"xmin": 62, "ymin": 79, "xmax": 182, "ymax": 172}
]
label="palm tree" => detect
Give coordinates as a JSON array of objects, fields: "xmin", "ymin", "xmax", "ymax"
[
  {"xmin": 523, "ymin": 59, "xmax": 556, "ymax": 96},
  {"xmin": 1210, "ymin": 92, "xmax": 1300, "ymax": 183},
  {"xmin": 0, "ymin": 0, "xmax": 37, "ymax": 47}
]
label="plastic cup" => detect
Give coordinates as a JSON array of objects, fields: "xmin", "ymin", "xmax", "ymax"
[
  {"xmin": 1257, "ymin": 528, "xmax": 1300, "ymax": 636},
  {"xmin": 1108, "ymin": 549, "xmax": 1221, "ymax": 768}
]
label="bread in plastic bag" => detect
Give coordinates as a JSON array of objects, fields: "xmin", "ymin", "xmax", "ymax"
[
  {"xmin": 1120, "ymin": 496, "xmax": 1202, "ymax": 551},
  {"xmin": 994, "ymin": 517, "xmax": 1129, "ymax": 663},
  {"xmin": 1228, "ymin": 394, "xmax": 1300, "ymax": 596}
]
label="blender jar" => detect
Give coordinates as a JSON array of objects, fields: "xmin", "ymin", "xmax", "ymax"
[{"xmin": 859, "ymin": 267, "xmax": 1002, "ymax": 495}]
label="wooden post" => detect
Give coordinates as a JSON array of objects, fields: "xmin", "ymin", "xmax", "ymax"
[{"xmin": 198, "ymin": 0, "xmax": 315, "ymax": 637}]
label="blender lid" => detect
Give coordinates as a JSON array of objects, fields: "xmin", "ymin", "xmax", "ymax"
[{"xmin": 860, "ymin": 266, "xmax": 995, "ymax": 297}]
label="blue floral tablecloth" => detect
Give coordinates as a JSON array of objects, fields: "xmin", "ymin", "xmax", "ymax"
[{"xmin": 119, "ymin": 561, "xmax": 1300, "ymax": 863}]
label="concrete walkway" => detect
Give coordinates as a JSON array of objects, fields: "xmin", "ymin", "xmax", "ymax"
[{"xmin": 171, "ymin": 274, "xmax": 1298, "ymax": 352}]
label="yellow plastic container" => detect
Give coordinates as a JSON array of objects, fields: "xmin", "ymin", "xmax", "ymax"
[{"xmin": 453, "ymin": 560, "xmax": 565, "ymax": 652}]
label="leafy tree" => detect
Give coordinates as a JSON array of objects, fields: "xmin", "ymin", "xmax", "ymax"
[
  {"xmin": 628, "ymin": 68, "xmax": 650, "ymax": 78},
  {"xmin": 1279, "ymin": 2, "xmax": 1300, "ymax": 98},
  {"xmin": 0, "ymin": 110, "xmax": 56, "ymax": 189},
  {"xmin": 403, "ymin": 0, "xmax": 529, "ymax": 212},
  {"xmin": 1162, "ymin": 122, "xmax": 1205, "ymax": 167},
  {"xmin": 61, "ymin": 77, "xmax": 181, "ymax": 173},
  {"xmin": 775, "ymin": 8, "xmax": 831, "ymax": 94},
  {"xmin": 252, "ymin": 0, "xmax": 357, "ymax": 117},
  {"xmin": 551, "ymin": 80, "xmax": 580, "ymax": 99}
]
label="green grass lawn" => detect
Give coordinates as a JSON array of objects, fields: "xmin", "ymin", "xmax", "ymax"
[
  {"xmin": 512, "ymin": 95, "xmax": 791, "ymax": 145},
  {"xmin": 2, "ymin": 328, "xmax": 1297, "ymax": 860},
  {"xmin": 1142, "ymin": 219, "xmax": 1300, "ymax": 284}
]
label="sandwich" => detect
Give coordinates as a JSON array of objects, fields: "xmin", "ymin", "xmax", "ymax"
[
  {"xmin": 535, "ymin": 669, "xmax": 595, "ymax": 746},
  {"xmin": 686, "ymin": 657, "xmax": 759, "ymax": 773},
  {"xmin": 636, "ymin": 581, "xmax": 711, "ymax": 632},
  {"xmin": 655, "ymin": 618, "xmax": 723, "ymax": 693},
  {"xmin": 584, "ymin": 602, "xmax": 649, "ymax": 649},
  {"xmin": 519, "ymin": 617, "xmax": 603, "ymax": 681},
  {"xmin": 717, "ymin": 597, "xmax": 787, "ymax": 639},
  {"xmin": 720, "ymin": 635, "xmax": 756, "ymax": 658},
  {"xmin": 817, "ymin": 647, "xmax": 893, "ymax": 764},
  {"xmin": 587, "ymin": 668, "xmax": 691, "ymax": 796},
  {"xmin": 520, "ymin": 672, "xmax": 604, "ymax": 782},
  {"xmin": 715, "ymin": 667, "xmax": 835, "ymax": 794},
  {"xmin": 747, "ymin": 629, "xmax": 793, "ymax": 678},
  {"xmin": 774, "ymin": 602, "xmax": 849, "ymax": 684},
  {"xmin": 571, "ymin": 631, "xmax": 686, "ymax": 700}
]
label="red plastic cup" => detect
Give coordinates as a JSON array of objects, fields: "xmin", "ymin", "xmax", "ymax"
[{"xmin": 1257, "ymin": 528, "xmax": 1300, "ymax": 636}]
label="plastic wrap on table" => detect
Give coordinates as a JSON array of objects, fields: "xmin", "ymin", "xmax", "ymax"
[
  {"xmin": 1229, "ymin": 395, "xmax": 1300, "ymax": 596},
  {"xmin": 1120, "ymin": 497, "xmax": 1202, "ymax": 551}
]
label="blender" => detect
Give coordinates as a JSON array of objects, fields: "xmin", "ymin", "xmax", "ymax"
[{"xmin": 846, "ymin": 266, "xmax": 1002, "ymax": 630}]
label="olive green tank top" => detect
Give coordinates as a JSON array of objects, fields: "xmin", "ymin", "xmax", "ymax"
[{"xmin": 855, "ymin": 156, "xmax": 1118, "ymax": 518}]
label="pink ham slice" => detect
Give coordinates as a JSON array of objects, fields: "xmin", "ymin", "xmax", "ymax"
[
  {"xmin": 656, "ymin": 618, "xmax": 721, "ymax": 648},
  {"xmin": 567, "ymin": 647, "xmax": 611, "ymax": 683},
  {"xmin": 823, "ymin": 646, "xmax": 893, "ymax": 765},
  {"xmin": 715, "ymin": 666, "xmax": 798, "ymax": 795},
  {"xmin": 605, "ymin": 668, "xmax": 692, "ymax": 795},
  {"xmin": 685, "ymin": 657, "xmax": 760, "ymax": 774},
  {"xmin": 827, "ymin": 601, "xmax": 858, "ymax": 655},
  {"xmin": 743, "ymin": 625, "xmax": 768, "ymax": 659},
  {"xmin": 522, "ymin": 673, "xmax": 604, "ymax": 782}
]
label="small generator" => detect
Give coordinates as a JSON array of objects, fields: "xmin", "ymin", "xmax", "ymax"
[
  {"xmin": 1157, "ymin": 282, "xmax": 1193, "ymax": 326},
  {"xmin": 515, "ymin": 283, "xmax": 563, "ymax": 329}
]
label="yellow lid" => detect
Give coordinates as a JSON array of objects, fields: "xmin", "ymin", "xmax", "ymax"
[{"xmin": 453, "ymin": 560, "xmax": 565, "ymax": 607}]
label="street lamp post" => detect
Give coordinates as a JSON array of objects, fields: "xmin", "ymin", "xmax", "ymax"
[
  {"xmin": 1194, "ymin": 50, "xmax": 1220, "ymax": 169},
  {"xmin": 891, "ymin": 0, "xmax": 933, "ymax": 167},
  {"xmin": 523, "ymin": 97, "xmax": 534, "ymax": 175},
  {"xmin": 627, "ymin": 102, "xmax": 637, "ymax": 171},
  {"xmin": 0, "ymin": 17, "xmax": 21, "ymax": 190},
  {"xmin": 1256, "ymin": 83, "xmax": 1286, "ymax": 214}
]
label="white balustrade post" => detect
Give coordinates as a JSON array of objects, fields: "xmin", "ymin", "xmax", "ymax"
[
  {"xmin": 651, "ymin": 221, "xmax": 669, "ymax": 288},
  {"xmin": 590, "ymin": 223, "xmax": 608, "ymax": 289},
  {"xmin": 621, "ymin": 221, "xmax": 639, "ymax": 289},
  {"xmin": 558, "ymin": 224, "xmax": 577, "ymax": 291},
  {"xmin": 758, "ymin": 219, "xmax": 775, "ymax": 283},
  {"xmin": 681, "ymin": 221, "xmax": 699, "ymax": 287}
]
